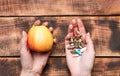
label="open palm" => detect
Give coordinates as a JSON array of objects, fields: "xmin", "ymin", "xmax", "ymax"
[{"xmin": 65, "ymin": 19, "xmax": 95, "ymax": 76}]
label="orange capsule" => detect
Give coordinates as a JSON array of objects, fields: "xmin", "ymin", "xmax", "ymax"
[
  {"xmin": 73, "ymin": 31, "xmax": 78, "ymax": 36},
  {"xmin": 78, "ymin": 38, "xmax": 82, "ymax": 42}
]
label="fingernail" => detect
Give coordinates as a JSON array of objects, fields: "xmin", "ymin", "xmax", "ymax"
[
  {"xmin": 49, "ymin": 27, "xmax": 53, "ymax": 31},
  {"xmin": 70, "ymin": 24, "xmax": 73, "ymax": 29},
  {"xmin": 53, "ymin": 38, "xmax": 57, "ymax": 44},
  {"xmin": 22, "ymin": 31, "xmax": 25, "ymax": 36},
  {"xmin": 67, "ymin": 34, "xmax": 70, "ymax": 37},
  {"xmin": 34, "ymin": 20, "xmax": 40, "ymax": 25},
  {"xmin": 77, "ymin": 18, "xmax": 80, "ymax": 21},
  {"xmin": 72, "ymin": 19, "xmax": 77, "ymax": 25},
  {"xmin": 44, "ymin": 22, "xmax": 48, "ymax": 25},
  {"xmin": 87, "ymin": 32, "xmax": 91, "ymax": 37}
]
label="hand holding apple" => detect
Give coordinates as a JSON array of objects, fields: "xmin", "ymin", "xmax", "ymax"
[{"xmin": 20, "ymin": 20, "xmax": 56, "ymax": 76}]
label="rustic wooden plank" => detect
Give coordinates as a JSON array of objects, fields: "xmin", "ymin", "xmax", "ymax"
[
  {"xmin": 0, "ymin": 17, "xmax": 35, "ymax": 56},
  {"xmin": 0, "ymin": 17, "xmax": 120, "ymax": 56},
  {"xmin": 0, "ymin": 58, "xmax": 119, "ymax": 76},
  {"xmin": 0, "ymin": 0, "xmax": 120, "ymax": 16}
]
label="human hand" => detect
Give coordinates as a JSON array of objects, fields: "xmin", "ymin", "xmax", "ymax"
[
  {"xmin": 20, "ymin": 20, "xmax": 56, "ymax": 76},
  {"xmin": 65, "ymin": 19, "xmax": 95, "ymax": 76}
]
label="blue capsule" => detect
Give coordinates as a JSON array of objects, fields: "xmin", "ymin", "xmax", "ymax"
[{"xmin": 74, "ymin": 49, "xmax": 82, "ymax": 56}]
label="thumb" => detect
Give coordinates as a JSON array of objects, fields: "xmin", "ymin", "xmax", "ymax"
[
  {"xmin": 21, "ymin": 31, "xmax": 28, "ymax": 52},
  {"xmin": 86, "ymin": 32, "xmax": 95, "ymax": 54},
  {"xmin": 20, "ymin": 31, "xmax": 33, "ymax": 69}
]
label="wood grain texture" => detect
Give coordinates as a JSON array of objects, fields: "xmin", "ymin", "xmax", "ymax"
[
  {"xmin": 0, "ymin": 58, "xmax": 119, "ymax": 76},
  {"xmin": 0, "ymin": 0, "xmax": 119, "ymax": 76},
  {"xmin": 0, "ymin": 0, "xmax": 120, "ymax": 16},
  {"xmin": 0, "ymin": 17, "xmax": 120, "ymax": 56}
]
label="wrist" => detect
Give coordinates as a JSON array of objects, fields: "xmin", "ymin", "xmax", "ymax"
[{"xmin": 20, "ymin": 69, "xmax": 40, "ymax": 76}]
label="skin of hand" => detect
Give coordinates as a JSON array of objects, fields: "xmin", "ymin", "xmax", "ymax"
[
  {"xmin": 20, "ymin": 20, "xmax": 56, "ymax": 76},
  {"xmin": 65, "ymin": 19, "xmax": 95, "ymax": 76}
]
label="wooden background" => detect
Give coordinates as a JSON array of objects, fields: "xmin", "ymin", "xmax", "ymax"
[{"xmin": 0, "ymin": 0, "xmax": 120, "ymax": 76}]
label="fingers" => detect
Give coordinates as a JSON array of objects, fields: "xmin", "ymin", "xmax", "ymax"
[
  {"xmin": 48, "ymin": 26, "xmax": 56, "ymax": 43},
  {"xmin": 65, "ymin": 24, "xmax": 74, "ymax": 55},
  {"xmin": 77, "ymin": 19, "xmax": 86, "ymax": 33},
  {"xmin": 65, "ymin": 34, "xmax": 71, "ymax": 45},
  {"xmin": 65, "ymin": 19, "xmax": 88, "ymax": 57},
  {"xmin": 66, "ymin": 18, "xmax": 86, "ymax": 45},
  {"xmin": 71, "ymin": 19, "xmax": 86, "ymax": 37},
  {"xmin": 65, "ymin": 34, "xmax": 71, "ymax": 40},
  {"xmin": 42, "ymin": 21, "xmax": 53, "ymax": 33},
  {"xmin": 72, "ymin": 19, "xmax": 78, "ymax": 34},
  {"xmin": 33, "ymin": 20, "xmax": 41, "ymax": 26},
  {"xmin": 66, "ymin": 24, "xmax": 74, "ymax": 45},
  {"xmin": 65, "ymin": 45, "xmax": 72, "ymax": 55},
  {"xmin": 20, "ymin": 31, "xmax": 28, "ymax": 53},
  {"xmin": 68, "ymin": 24, "xmax": 73, "ymax": 33},
  {"xmin": 49, "ymin": 27, "xmax": 53, "ymax": 32},
  {"xmin": 34, "ymin": 20, "xmax": 48, "ymax": 27},
  {"xmin": 42, "ymin": 21, "xmax": 56, "ymax": 44},
  {"xmin": 34, "ymin": 20, "xmax": 53, "ymax": 33},
  {"xmin": 53, "ymin": 38, "xmax": 57, "ymax": 43},
  {"xmin": 65, "ymin": 29, "xmax": 74, "ymax": 57},
  {"xmin": 43, "ymin": 22, "xmax": 48, "ymax": 27},
  {"xmin": 65, "ymin": 22, "xmax": 74, "ymax": 45},
  {"xmin": 72, "ymin": 19, "xmax": 77, "ymax": 27},
  {"xmin": 43, "ymin": 22, "xmax": 56, "ymax": 44},
  {"xmin": 77, "ymin": 19, "xmax": 86, "ymax": 38}
]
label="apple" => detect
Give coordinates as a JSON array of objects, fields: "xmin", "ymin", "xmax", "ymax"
[{"xmin": 27, "ymin": 25, "xmax": 53, "ymax": 52}]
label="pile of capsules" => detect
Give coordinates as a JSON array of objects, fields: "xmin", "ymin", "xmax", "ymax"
[{"xmin": 68, "ymin": 29, "xmax": 87, "ymax": 56}]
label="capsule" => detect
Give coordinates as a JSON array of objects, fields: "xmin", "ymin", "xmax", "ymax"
[
  {"xmin": 74, "ymin": 49, "xmax": 82, "ymax": 56},
  {"xmin": 70, "ymin": 50, "xmax": 76, "ymax": 54},
  {"xmin": 67, "ymin": 45, "xmax": 75, "ymax": 49},
  {"xmin": 77, "ymin": 30, "xmax": 82, "ymax": 36},
  {"xmin": 80, "ymin": 47, "xmax": 87, "ymax": 52}
]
